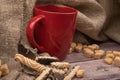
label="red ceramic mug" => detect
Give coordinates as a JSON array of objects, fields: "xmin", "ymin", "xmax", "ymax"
[{"xmin": 26, "ymin": 4, "xmax": 77, "ymax": 60}]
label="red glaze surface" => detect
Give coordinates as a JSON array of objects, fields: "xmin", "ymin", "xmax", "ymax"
[{"xmin": 26, "ymin": 4, "xmax": 77, "ymax": 60}]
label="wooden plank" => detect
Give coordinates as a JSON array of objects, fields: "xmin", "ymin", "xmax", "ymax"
[
  {"xmin": 64, "ymin": 42, "xmax": 120, "ymax": 63},
  {"xmin": 99, "ymin": 41, "xmax": 120, "ymax": 51},
  {"xmin": 69, "ymin": 59, "xmax": 120, "ymax": 80},
  {"xmin": 64, "ymin": 52, "xmax": 94, "ymax": 63}
]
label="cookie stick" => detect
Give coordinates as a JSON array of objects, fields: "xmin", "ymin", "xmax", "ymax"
[
  {"xmin": 64, "ymin": 66, "xmax": 80, "ymax": 80},
  {"xmin": 51, "ymin": 67, "xmax": 66, "ymax": 75},
  {"xmin": 15, "ymin": 54, "xmax": 47, "ymax": 71},
  {"xmin": 35, "ymin": 68, "xmax": 51, "ymax": 80},
  {"xmin": 50, "ymin": 62, "xmax": 70, "ymax": 69}
]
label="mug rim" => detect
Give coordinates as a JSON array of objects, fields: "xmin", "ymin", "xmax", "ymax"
[{"xmin": 34, "ymin": 4, "xmax": 77, "ymax": 15}]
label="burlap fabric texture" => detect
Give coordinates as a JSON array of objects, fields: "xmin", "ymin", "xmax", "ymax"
[{"xmin": 0, "ymin": 0, "xmax": 120, "ymax": 80}]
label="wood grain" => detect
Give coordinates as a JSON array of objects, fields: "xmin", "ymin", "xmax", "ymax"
[
  {"xmin": 64, "ymin": 42, "xmax": 120, "ymax": 80},
  {"xmin": 70, "ymin": 59, "xmax": 120, "ymax": 80}
]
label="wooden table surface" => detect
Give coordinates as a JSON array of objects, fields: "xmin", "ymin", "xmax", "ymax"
[{"xmin": 63, "ymin": 42, "xmax": 120, "ymax": 80}]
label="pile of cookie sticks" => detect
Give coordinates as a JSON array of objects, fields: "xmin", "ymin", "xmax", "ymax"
[{"xmin": 14, "ymin": 53, "xmax": 84, "ymax": 80}]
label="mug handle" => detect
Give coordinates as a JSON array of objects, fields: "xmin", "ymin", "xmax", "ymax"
[{"xmin": 26, "ymin": 15, "xmax": 46, "ymax": 52}]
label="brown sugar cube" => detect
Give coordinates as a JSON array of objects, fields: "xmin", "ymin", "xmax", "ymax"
[
  {"xmin": 0, "ymin": 71, "xmax": 2, "ymax": 77},
  {"xmin": 87, "ymin": 45, "xmax": 94, "ymax": 50},
  {"xmin": 113, "ymin": 51, "xmax": 120, "ymax": 57},
  {"xmin": 87, "ymin": 44, "xmax": 99, "ymax": 50},
  {"xmin": 68, "ymin": 48, "xmax": 74, "ymax": 54},
  {"xmin": 104, "ymin": 57, "xmax": 113, "ymax": 65},
  {"xmin": 0, "ymin": 59, "xmax": 2, "ymax": 77},
  {"xmin": 71, "ymin": 42, "xmax": 77, "ymax": 49},
  {"xmin": 82, "ymin": 45, "xmax": 88, "ymax": 48},
  {"xmin": 106, "ymin": 51, "xmax": 112, "ymax": 53},
  {"xmin": 0, "ymin": 59, "xmax": 1, "ymax": 66},
  {"xmin": 74, "ymin": 43, "xmax": 83, "ymax": 53},
  {"xmin": 77, "ymin": 43, "xmax": 83, "ymax": 46},
  {"xmin": 94, "ymin": 50, "xmax": 104, "ymax": 59},
  {"xmin": 83, "ymin": 48, "xmax": 94, "ymax": 58},
  {"xmin": 76, "ymin": 69, "xmax": 84, "ymax": 78},
  {"xmin": 114, "ymin": 56, "xmax": 120, "ymax": 67},
  {"xmin": 95, "ymin": 50, "xmax": 104, "ymax": 53},
  {"xmin": 0, "ymin": 64, "xmax": 9, "ymax": 76},
  {"xmin": 85, "ymin": 52, "xmax": 94, "ymax": 58},
  {"xmin": 94, "ymin": 53, "xmax": 103, "ymax": 59},
  {"xmin": 106, "ymin": 53, "xmax": 115, "ymax": 59},
  {"xmin": 92, "ymin": 44, "xmax": 100, "ymax": 49},
  {"xmin": 63, "ymin": 68, "xmax": 69, "ymax": 74}
]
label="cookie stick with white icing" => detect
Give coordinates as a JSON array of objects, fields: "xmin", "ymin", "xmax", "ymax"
[
  {"xmin": 50, "ymin": 62, "xmax": 70, "ymax": 69},
  {"xmin": 15, "ymin": 54, "xmax": 65, "ymax": 75},
  {"xmin": 15, "ymin": 54, "xmax": 47, "ymax": 71},
  {"xmin": 35, "ymin": 68, "xmax": 52, "ymax": 80},
  {"xmin": 51, "ymin": 67, "xmax": 66, "ymax": 75},
  {"xmin": 64, "ymin": 66, "xmax": 80, "ymax": 80}
]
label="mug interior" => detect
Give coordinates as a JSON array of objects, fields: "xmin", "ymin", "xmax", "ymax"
[{"xmin": 35, "ymin": 4, "xmax": 77, "ymax": 14}]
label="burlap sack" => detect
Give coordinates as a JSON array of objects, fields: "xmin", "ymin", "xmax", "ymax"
[
  {"xmin": 0, "ymin": 0, "xmax": 23, "ymax": 80},
  {"xmin": 21, "ymin": 0, "xmax": 107, "ymax": 46},
  {"xmin": 0, "ymin": 0, "xmax": 120, "ymax": 79}
]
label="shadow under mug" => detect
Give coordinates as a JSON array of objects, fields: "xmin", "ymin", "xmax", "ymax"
[{"xmin": 26, "ymin": 4, "xmax": 77, "ymax": 60}]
